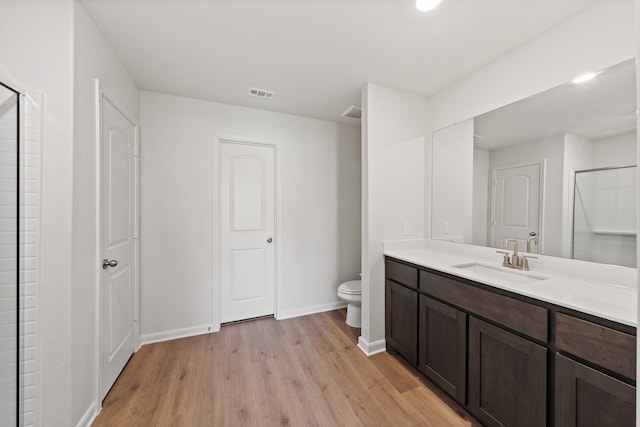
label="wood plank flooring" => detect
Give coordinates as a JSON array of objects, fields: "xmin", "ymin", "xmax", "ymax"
[{"xmin": 93, "ymin": 309, "xmax": 480, "ymax": 426}]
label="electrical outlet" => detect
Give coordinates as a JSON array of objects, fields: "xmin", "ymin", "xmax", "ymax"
[
  {"xmin": 443, "ymin": 221, "xmax": 449, "ymax": 234},
  {"xmin": 403, "ymin": 222, "xmax": 411, "ymax": 236}
]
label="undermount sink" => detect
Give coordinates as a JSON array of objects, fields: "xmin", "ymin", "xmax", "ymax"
[{"xmin": 451, "ymin": 262, "xmax": 548, "ymax": 284}]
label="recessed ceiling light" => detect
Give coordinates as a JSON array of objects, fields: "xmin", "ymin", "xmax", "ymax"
[
  {"xmin": 572, "ymin": 72, "xmax": 597, "ymax": 84},
  {"xmin": 416, "ymin": 0, "xmax": 442, "ymax": 12}
]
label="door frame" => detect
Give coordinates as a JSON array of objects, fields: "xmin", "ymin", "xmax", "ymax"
[
  {"xmin": 212, "ymin": 136, "xmax": 281, "ymax": 331},
  {"xmin": 490, "ymin": 161, "xmax": 546, "ymax": 252},
  {"xmin": 93, "ymin": 79, "xmax": 140, "ymax": 408}
]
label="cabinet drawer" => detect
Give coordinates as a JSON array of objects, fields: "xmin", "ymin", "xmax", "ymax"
[
  {"xmin": 555, "ymin": 313, "xmax": 636, "ymax": 379},
  {"xmin": 385, "ymin": 258, "xmax": 418, "ymax": 290},
  {"xmin": 420, "ymin": 270, "xmax": 548, "ymax": 342}
]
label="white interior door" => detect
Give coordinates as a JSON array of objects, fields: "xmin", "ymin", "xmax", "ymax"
[
  {"xmin": 220, "ymin": 142, "xmax": 275, "ymax": 323},
  {"xmin": 100, "ymin": 95, "xmax": 136, "ymax": 400},
  {"xmin": 492, "ymin": 164, "xmax": 540, "ymax": 252}
]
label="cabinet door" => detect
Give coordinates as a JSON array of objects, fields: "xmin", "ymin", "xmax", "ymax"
[
  {"xmin": 418, "ymin": 295, "xmax": 466, "ymax": 404},
  {"xmin": 385, "ymin": 279, "xmax": 418, "ymax": 365},
  {"xmin": 555, "ymin": 353, "xmax": 635, "ymax": 427},
  {"xmin": 468, "ymin": 317, "xmax": 546, "ymax": 427}
]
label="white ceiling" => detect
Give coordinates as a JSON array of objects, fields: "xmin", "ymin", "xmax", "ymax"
[{"xmin": 80, "ymin": 0, "xmax": 602, "ymax": 125}]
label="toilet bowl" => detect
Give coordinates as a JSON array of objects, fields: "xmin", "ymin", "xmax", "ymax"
[{"xmin": 337, "ymin": 280, "xmax": 361, "ymax": 328}]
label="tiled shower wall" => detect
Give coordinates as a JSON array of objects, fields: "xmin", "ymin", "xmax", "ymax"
[
  {"xmin": 20, "ymin": 91, "xmax": 41, "ymax": 427},
  {"xmin": 0, "ymin": 86, "xmax": 18, "ymax": 425},
  {"xmin": 0, "ymin": 88, "xmax": 40, "ymax": 426}
]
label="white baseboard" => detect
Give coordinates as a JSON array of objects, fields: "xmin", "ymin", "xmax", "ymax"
[
  {"xmin": 357, "ymin": 336, "xmax": 386, "ymax": 356},
  {"xmin": 140, "ymin": 324, "xmax": 213, "ymax": 346},
  {"xmin": 76, "ymin": 402, "xmax": 98, "ymax": 427},
  {"xmin": 276, "ymin": 301, "xmax": 347, "ymax": 320},
  {"xmin": 140, "ymin": 303, "xmax": 348, "ymax": 346}
]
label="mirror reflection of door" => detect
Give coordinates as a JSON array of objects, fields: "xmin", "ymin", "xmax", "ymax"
[{"xmin": 491, "ymin": 164, "xmax": 540, "ymax": 253}]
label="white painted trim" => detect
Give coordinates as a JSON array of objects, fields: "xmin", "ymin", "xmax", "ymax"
[
  {"xmin": 140, "ymin": 325, "xmax": 213, "ymax": 346},
  {"xmin": 539, "ymin": 158, "xmax": 547, "ymax": 254},
  {"xmin": 211, "ymin": 135, "xmax": 221, "ymax": 332},
  {"xmin": 276, "ymin": 301, "xmax": 347, "ymax": 320},
  {"xmin": 213, "ymin": 136, "xmax": 282, "ymax": 330},
  {"xmin": 274, "ymin": 143, "xmax": 284, "ymax": 322},
  {"xmin": 36, "ymin": 91, "xmax": 48, "ymax": 427},
  {"xmin": 357, "ymin": 336, "xmax": 386, "ymax": 356},
  {"xmin": 75, "ymin": 402, "xmax": 99, "ymax": 427},
  {"xmin": 94, "ymin": 81, "xmax": 141, "ymax": 410},
  {"xmin": 92, "ymin": 79, "xmax": 102, "ymax": 416},
  {"xmin": 133, "ymin": 117, "xmax": 141, "ymax": 352},
  {"xmin": 636, "ymin": 5, "xmax": 640, "ymax": 418}
]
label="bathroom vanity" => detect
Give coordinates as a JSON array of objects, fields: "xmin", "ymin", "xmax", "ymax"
[{"xmin": 384, "ymin": 246, "xmax": 636, "ymax": 427}]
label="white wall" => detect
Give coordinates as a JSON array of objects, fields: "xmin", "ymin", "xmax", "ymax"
[
  {"xmin": 361, "ymin": 84, "xmax": 428, "ymax": 353},
  {"xmin": 139, "ymin": 91, "xmax": 361, "ymax": 339},
  {"xmin": 432, "ymin": 118, "xmax": 473, "ymax": 242},
  {"xmin": 562, "ymin": 133, "xmax": 593, "ymax": 257},
  {"xmin": 592, "ymin": 131, "xmax": 637, "ymax": 168},
  {"xmin": 72, "ymin": 2, "xmax": 140, "ymax": 425},
  {"xmin": 0, "ymin": 1, "xmax": 74, "ymax": 425},
  {"xmin": 472, "ymin": 148, "xmax": 490, "ymax": 246}
]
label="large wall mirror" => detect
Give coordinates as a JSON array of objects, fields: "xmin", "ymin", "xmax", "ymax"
[{"xmin": 432, "ymin": 59, "xmax": 636, "ymax": 268}]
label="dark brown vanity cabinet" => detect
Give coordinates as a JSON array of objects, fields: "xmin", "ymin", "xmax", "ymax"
[
  {"xmin": 385, "ymin": 259, "xmax": 419, "ymax": 366},
  {"xmin": 468, "ymin": 317, "xmax": 547, "ymax": 427},
  {"xmin": 418, "ymin": 295, "xmax": 466, "ymax": 404},
  {"xmin": 554, "ymin": 313, "xmax": 636, "ymax": 427},
  {"xmin": 384, "ymin": 257, "xmax": 636, "ymax": 426}
]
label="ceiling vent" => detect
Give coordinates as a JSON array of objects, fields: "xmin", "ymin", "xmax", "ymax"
[
  {"xmin": 341, "ymin": 105, "xmax": 362, "ymax": 119},
  {"xmin": 248, "ymin": 86, "xmax": 275, "ymax": 100}
]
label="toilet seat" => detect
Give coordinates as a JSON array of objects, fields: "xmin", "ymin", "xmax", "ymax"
[{"xmin": 338, "ymin": 280, "xmax": 361, "ymax": 296}]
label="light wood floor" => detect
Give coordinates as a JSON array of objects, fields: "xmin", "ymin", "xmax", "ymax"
[{"xmin": 93, "ymin": 309, "xmax": 480, "ymax": 426}]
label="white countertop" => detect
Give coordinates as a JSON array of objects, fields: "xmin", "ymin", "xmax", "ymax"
[{"xmin": 383, "ymin": 240, "xmax": 637, "ymax": 327}]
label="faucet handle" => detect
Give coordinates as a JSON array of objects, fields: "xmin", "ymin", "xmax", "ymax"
[
  {"xmin": 522, "ymin": 255, "xmax": 538, "ymax": 271},
  {"xmin": 496, "ymin": 250, "xmax": 511, "ymax": 266}
]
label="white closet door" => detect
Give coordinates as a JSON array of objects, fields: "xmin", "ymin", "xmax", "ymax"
[{"xmin": 220, "ymin": 142, "xmax": 275, "ymax": 323}]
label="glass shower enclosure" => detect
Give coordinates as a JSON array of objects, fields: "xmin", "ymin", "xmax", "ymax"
[
  {"xmin": 573, "ymin": 166, "xmax": 637, "ymax": 268},
  {"xmin": 0, "ymin": 81, "xmax": 21, "ymax": 425}
]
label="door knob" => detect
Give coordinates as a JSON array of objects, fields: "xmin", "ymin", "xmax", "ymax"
[
  {"xmin": 267, "ymin": 237, "xmax": 273, "ymax": 243},
  {"xmin": 102, "ymin": 259, "xmax": 118, "ymax": 269}
]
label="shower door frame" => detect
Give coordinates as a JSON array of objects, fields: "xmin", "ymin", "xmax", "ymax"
[{"xmin": 0, "ymin": 80, "xmax": 22, "ymax": 427}]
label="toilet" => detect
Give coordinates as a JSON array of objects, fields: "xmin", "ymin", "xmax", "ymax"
[{"xmin": 337, "ymin": 280, "xmax": 361, "ymax": 328}]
